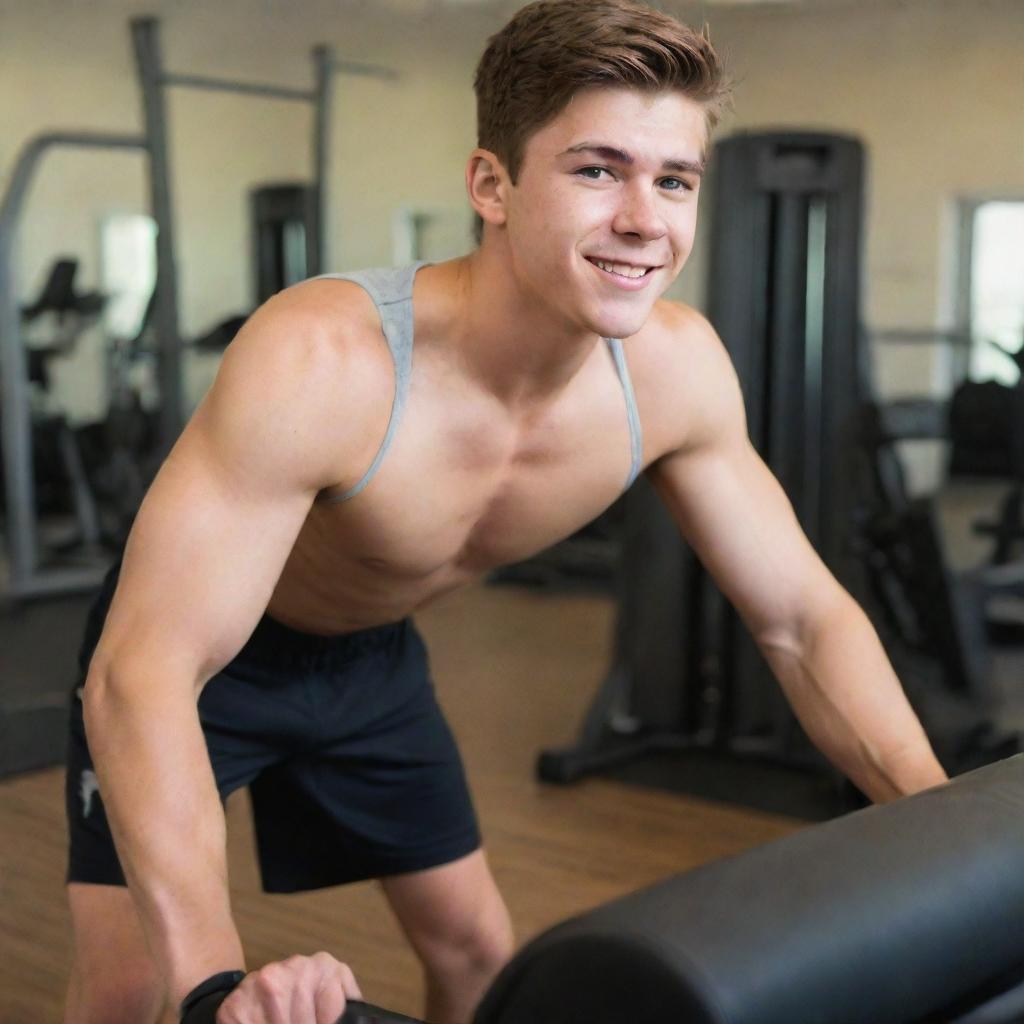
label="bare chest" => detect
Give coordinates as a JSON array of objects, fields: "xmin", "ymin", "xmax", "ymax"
[{"xmin": 282, "ymin": 361, "xmax": 637, "ymax": 605}]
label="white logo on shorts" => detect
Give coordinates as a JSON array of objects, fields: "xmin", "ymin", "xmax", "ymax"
[{"xmin": 80, "ymin": 769, "xmax": 99, "ymax": 818}]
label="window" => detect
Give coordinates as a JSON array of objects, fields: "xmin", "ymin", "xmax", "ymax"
[
  {"xmin": 963, "ymin": 200, "xmax": 1024, "ymax": 386},
  {"xmin": 99, "ymin": 213, "xmax": 157, "ymax": 340}
]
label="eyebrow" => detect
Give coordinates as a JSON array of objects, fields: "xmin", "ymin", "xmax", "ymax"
[{"xmin": 559, "ymin": 142, "xmax": 705, "ymax": 176}]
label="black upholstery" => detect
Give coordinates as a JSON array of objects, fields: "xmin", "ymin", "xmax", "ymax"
[
  {"xmin": 333, "ymin": 757, "xmax": 1024, "ymax": 1024},
  {"xmin": 338, "ymin": 1001, "xmax": 424, "ymax": 1023},
  {"xmin": 473, "ymin": 756, "xmax": 1024, "ymax": 1024}
]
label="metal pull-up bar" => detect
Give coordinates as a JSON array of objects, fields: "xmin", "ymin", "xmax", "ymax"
[
  {"xmin": 1, "ymin": 17, "xmax": 394, "ymax": 601},
  {"xmin": 131, "ymin": 16, "xmax": 394, "ymax": 308},
  {"xmin": 162, "ymin": 60, "xmax": 396, "ymax": 103},
  {"xmin": 163, "ymin": 74, "xmax": 322, "ymax": 102}
]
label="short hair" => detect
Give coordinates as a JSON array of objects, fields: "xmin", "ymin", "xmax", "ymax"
[{"xmin": 473, "ymin": 0, "xmax": 730, "ymax": 187}]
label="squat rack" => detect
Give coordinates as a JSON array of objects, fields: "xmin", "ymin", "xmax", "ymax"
[{"xmin": 0, "ymin": 17, "xmax": 393, "ymax": 601}]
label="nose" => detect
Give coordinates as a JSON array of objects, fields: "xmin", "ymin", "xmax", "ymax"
[{"xmin": 611, "ymin": 182, "xmax": 667, "ymax": 243}]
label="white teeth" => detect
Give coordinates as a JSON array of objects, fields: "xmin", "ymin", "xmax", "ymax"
[{"xmin": 592, "ymin": 259, "xmax": 650, "ymax": 279}]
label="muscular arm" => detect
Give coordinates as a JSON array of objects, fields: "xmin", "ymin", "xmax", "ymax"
[
  {"xmin": 82, "ymin": 285, "xmax": 385, "ymax": 1007},
  {"xmin": 645, "ymin": 310, "xmax": 947, "ymax": 802}
]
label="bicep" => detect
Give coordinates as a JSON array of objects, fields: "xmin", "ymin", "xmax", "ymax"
[
  {"xmin": 97, "ymin": 416, "xmax": 315, "ymax": 688},
  {"xmin": 93, "ymin": 304, "xmax": 365, "ymax": 690}
]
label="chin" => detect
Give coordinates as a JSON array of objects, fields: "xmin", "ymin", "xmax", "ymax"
[{"xmin": 587, "ymin": 305, "xmax": 653, "ymax": 341}]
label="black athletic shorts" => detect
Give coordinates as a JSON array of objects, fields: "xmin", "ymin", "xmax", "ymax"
[{"xmin": 65, "ymin": 565, "xmax": 481, "ymax": 893}]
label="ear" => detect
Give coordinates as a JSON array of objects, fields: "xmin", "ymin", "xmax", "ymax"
[{"xmin": 466, "ymin": 149, "xmax": 510, "ymax": 231}]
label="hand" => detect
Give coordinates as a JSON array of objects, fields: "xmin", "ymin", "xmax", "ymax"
[{"xmin": 216, "ymin": 953, "xmax": 363, "ymax": 1023}]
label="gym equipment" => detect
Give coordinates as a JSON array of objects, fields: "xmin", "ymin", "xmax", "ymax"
[
  {"xmin": 192, "ymin": 314, "xmax": 249, "ymax": 353},
  {"xmin": 950, "ymin": 379, "xmax": 1022, "ymax": 480},
  {"xmin": 76, "ymin": 289, "xmax": 162, "ymax": 546},
  {"xmin": 473, "ymin": 755, "xmax": 1024, "ymax": 1024},
  {"xmin": 866, "ymin": 326, "xmax": 963, "ymax": 471},
  {"xmin": 184, "ymin": 996, "xmax": 421, "ymax": 1024},
  {"xmin": 2, "ymin": 257, "xmax": 105, "ymax": 550},
  {"xmin": 1, "ymin": 19, "xmax": 396, "ymax": 602},
  {"xmin": 853, "ymin": 401, "xmax": 1023, "ymax": 751},
  {"xmin": 183, "ymin": 755, "xmax": 1024, "ymax": 1023},
  {"xmin": 20, "ymin": 256, "xmax": 104, "ymax": 324},
  {"xmin": 188, "ymin": 182, "xmax": 320, "ymax": 357},
  {"xmin": 342, "ymin": 1006, "xmax": 422, "ymax": 1024},
  {"xmin": 958, "ymin": 349, "xmax": 1024, "ymax": 565},
  {"xmin": 860, "ymin": 326, "xmax": 1024, "ymax": 565},
  {"xmin": 538, "ymin": 132, "xmax": 872, "ymax": 817},
  {"xmin": 252, "ymin": 183, "xmax": 318, "ymax": 306},
  {"xmin": 858, "ymin": 328, "xmax": 1024, "ymax": 647}
]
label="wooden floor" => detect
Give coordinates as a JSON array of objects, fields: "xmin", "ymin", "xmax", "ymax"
[{"xmin": 0, "ymin": 583, "xmax": 799, "ymax": 1022}]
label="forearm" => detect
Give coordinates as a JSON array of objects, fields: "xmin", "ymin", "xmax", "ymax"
[
  {"xmin": 84, "ymin": 665, "xmax": 245, "ymax": 1006},
  {"xmin": 760, "ymin": 597, "xmax": 948, "ymax": 802}
]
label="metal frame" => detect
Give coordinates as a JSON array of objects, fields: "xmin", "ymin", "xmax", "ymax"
[
  {"xmin": 130, "ymin": 19, "xmax": 185, "ymax": 456},
  {"xmin": 2, "ymin": 17, "xmax": 393, "ymax": 602},
  {"xmin": 1, "ymin": 133, "xmax": 147, "ymax": 600}
]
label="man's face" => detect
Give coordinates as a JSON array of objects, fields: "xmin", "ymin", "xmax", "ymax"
[{"xmin": 502, "ymin": 87, "xmax": 707, "ymax": 340}]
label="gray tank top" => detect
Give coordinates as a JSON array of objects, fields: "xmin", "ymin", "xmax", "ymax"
[{"xmin": 314, "ymin": 263, "xmax": 643, "ymax": 504}]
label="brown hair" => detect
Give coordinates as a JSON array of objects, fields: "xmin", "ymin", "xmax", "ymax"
[{"xmin": 473, "ymin": 0, "xmax": 729, "ymax": 186}]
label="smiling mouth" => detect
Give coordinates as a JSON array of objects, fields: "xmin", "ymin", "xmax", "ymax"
[{"xmin": 586, "ymin": 257, "xmax": 657, "ymax": 280}]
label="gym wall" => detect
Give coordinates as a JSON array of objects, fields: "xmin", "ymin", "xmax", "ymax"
[{"xmin": 1, "ymin": 0, "xmax": 1021, "ymax": 469}]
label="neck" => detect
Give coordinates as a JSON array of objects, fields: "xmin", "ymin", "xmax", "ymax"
[{"xmin": 439, "ymin": 244, "xmax": 605, "ymax": 409}]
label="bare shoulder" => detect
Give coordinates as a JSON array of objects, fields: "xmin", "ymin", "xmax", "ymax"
[
  {"xmin": 627, "ymin": 299, "xmax": 746, "ymax": 460},
  {"xmin": 628, "ymin": 299, "xmax": 733, "ymax": 389},
  {"xmin": 187, "ymin": 277, "xmax": 395, "ymax": 494},
  {"xmin": 219, "ymin": 277, "xmax": 391, "ymax": 395}
]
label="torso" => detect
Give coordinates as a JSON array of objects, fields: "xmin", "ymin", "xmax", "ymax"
[{"xmin": 265, "ymin": 264, "xmax": 694, "ymax": 634}]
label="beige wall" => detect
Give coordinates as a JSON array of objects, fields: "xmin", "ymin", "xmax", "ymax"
[{"xmin": 2, "ymin": 0, "xmax": 1022, "ymax": 449}]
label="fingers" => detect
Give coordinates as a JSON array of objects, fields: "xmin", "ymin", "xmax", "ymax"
[
  {"xmin": 216, "ymin": 953, "xmax": 361, "ymax": 1024},
  {"xmin": 313, "ymin": 953, "xmax": 363, "ymax": 1020}
]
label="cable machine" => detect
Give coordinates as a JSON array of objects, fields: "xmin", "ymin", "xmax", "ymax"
[{"xmin": 539, "ymin": 132, "xmax": 869, "ymax": 817}]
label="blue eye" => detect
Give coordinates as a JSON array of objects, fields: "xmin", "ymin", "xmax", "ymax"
[
  {"xmin": 660, "ymin": 177, "xmax": 692, "ymax": 192},
  {"xmin": 576, "ymin": 166, "xmax": 611, "ymax": 180}
]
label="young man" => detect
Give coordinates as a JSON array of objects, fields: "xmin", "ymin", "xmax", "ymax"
[{"xmin": 64, "ymin": 0, "xmax": 949, "ymax": 1021}]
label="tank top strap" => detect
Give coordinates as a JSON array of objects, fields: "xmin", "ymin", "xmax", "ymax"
[
  {"xmin": 312, "ymin": 263, "xmax": 427, "ymax": 503},
  {"xmin": 604, "ymin": 337, "xmax": 644, "ymax": 491}
]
